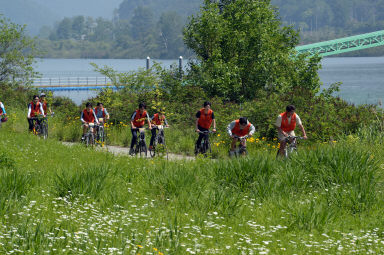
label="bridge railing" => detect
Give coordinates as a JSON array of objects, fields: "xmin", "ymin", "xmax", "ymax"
[{"xmin": 32, "ymin": 77, "xmax": 113, "ymax": 87}]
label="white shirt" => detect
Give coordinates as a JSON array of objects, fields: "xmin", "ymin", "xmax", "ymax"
[{"xmin": 227, "ymin": 120, "xmax": 255, "ymax": 136}]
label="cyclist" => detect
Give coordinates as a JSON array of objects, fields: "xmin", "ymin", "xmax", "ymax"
[
  {"xmin": 27, "ymin": 95, "xmax": 45, "ymax": 132},
  {"xmin": 130, "ymin": 102, "xmax": 152, "ymax": 155},
  {"xmin": 81, "ymin": 102, "xmax": 99, "ymax": 140},
  {"xmin": 94, "ymin": 102, "xmax": 110, "ymax": 124},
  {"xmin": 275, "ymin": 105, "xmax": 307, "ymax": 157},
  {"xmin": 0, "ymin": 101, "xmax": 7, "ymax": 120},
  {"xmin": 195, "ymin": 101, "xmax": 216, "ymax": 153},
  {"xmin": 39, "ymin": 93, "xmax": 52, "ymax": 116},
  {"xmin": 227, "ymin": 117, "xmax": 255, "ymax": 156},
  {"xmin": 149, "ymin": 109, "xmax": 169, "ymax": 151}
]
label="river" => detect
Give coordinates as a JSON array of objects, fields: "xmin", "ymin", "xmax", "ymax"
[{"xmin": 33, "ymin": 57, "xmax": 384, "ymax": 106}]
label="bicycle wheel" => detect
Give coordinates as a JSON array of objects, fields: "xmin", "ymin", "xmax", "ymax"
[
  {"xmin": 139, "ymin": 140, "xmax": 147, "ymax": 157},
  {"xmin": 98, "ymin": 126, "xmax": 105, "ymax": 146},
  {"xmin": 239, "ymin": 146, "xmax": 248, "ymax": 156},
  {"xmin": 90, "ymin": 133, "xmax": 95, "ymax": 146},
  {"xmin": 85, "ymin": 134, "xmax": 90, "ymax": 146},
  {"xmin": 149, "ymin": 136, "xmax": 157, "ymax": 158},
  {"xmin": 287, "ymin": 145, "xmax": 297, "ymax": 157},
  {"xmin": 34, "ymin": 123, "xmax": 41, "ymax": 136},
  {"xmin": 157, "ymin": 135, "xmax": 168, "ymax": 160},
  {"xmin": 202, "ymin": 138, "xmax": 211, "ymax": 156},
  {"xmin": 41, "ymin": 121, "xmax": 48, "ymax": 139}
]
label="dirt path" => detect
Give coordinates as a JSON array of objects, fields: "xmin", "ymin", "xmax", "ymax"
[{"xmin": 62, "ymin": 142, "xmax": 195, "ymax": 160}]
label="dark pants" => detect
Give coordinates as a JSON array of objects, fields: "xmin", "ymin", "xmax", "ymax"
[
  {"xmin": 130, "ymin": 127, "xmax": 144, "ymax": 149},
  {"xmin": 196, "ymin": 126, "xmax": 209, "ymax": 148},
  {"xmin": 149, "ymin": 128, "xmax": 157, "ymax": 146},
  {"xmin": 28, "ymin": 118, "xmax": 41, "ymax": 131}
]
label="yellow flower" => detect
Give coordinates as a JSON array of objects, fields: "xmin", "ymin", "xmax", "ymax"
[
  {"xmin": 217, "ymin": 134, "xmax": 221, "ymax": 137},
  {"xmin": 153, "ymin": 248, "xmax": 158, "ymax": 251},
  {"xmin": 137, "ymin": 245, "xmax": 143, "ymax": 248}
]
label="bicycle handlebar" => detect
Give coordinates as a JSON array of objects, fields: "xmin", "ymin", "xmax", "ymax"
[
  {"xmin": 29, "ymin": 116, "xmax": 46, "ymax": 120},
  {"xmin": 283, "ymin": 135, "xmax": 304, "ymax": 142},
  {"xmin": 197, "ymin": 130, "xmax": 215, "ymax": 134},
  {"xmin": 151, "ymin": 125, "xmax": 169, "ymax": 129},
  {"xmin": 233, "ymin": 135, "xmax": 249, "ymax": 139}
]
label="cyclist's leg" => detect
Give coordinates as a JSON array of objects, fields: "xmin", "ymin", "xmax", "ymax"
[
  {"xmin": 82, "ymin": 123, "xmax": 89, "ymax": 136},
  {"xmin": 149, "ymin": 128, "xmax": 157, "ymax": 147},
  {"xmin": 196, "ymin": 126, "xmax": 208, "ymax": 148},
  {"xmin": 230, "ymin": 138, "xmax": 237, "ymax": 151},
  {"xmin": 130, "ymin": 128, "xmax": 138, "ymax": 151},
  {"xmin": 28, "ymin": 118, "xmax": 34, "ymax": 132}
]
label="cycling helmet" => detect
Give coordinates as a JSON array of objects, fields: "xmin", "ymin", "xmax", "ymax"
[{"xmin": 40, "ymin": 92, "xmax": 46, "ymax": 97}]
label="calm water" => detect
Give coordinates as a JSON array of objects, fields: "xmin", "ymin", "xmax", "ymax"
[{"xmin": 34, "ymin": 57, "xmax": 384, "ymax": 105}]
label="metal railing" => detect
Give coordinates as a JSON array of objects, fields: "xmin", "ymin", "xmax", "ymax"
[{"xmin": 33, "ymin": 77, "xmax": 112, "ymax": 87}]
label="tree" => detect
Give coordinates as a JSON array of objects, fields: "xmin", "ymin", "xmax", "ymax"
[
  {"xmin": 157, "ymin": 11, "xmax": 185, "ymax": 58},
  {"xmin": 72, "ymin": 16, "xmax": 86, "ymax": 40},
  {"xmin": 183, "ymin": 0, "xmax": 321, "ymax": 102},
  {"xmin": 130, "ymin": 6, "xmax": 156, "ymax": 41},
  {"xmin": 0, "ymin": 16, "xmax": 38, "ymax": 88},
  {"xmin": 56, "ymin": 17, "xmax": 72, "ymax": 40}
]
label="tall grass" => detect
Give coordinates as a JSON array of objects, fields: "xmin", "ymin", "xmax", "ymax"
[{"xmin": 1, "ymin": 111, "xmax": 384, "ymax": 253}]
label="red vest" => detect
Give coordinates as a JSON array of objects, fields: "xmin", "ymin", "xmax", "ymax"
[
  {"xmin": 83, "ymin": 109, "xmax": 96, "ymax": 123},
  {"xmin": 197, "ymin": 108, "xmax": 213, "ymax": 129},
  {"xmin": 232, "ymin": 120, "xmax": 251, "ymax": 137},
  {"xmin": 95, "ymin": 107, "xmax": 106, "ymax": 118},
  {"xmin": 280, "ymin": 112, "xmax": 296, "ymax": 132},
  {"xmin": 41, "ymin": 101, "xmax": 48, "ymax": 115},
  {"xmin": 133, "ymin": 110, "xmax": 147, "ymax": 127},
  {"xmin": 0, "ymin": 102, "xmax": 3, "ymax": 115},
  {"xmin": 152, "ymin": 113, "xmax": 165, "ymax": 125},
  {"xmin": 29, "ymin": 102, "xmax": 42, "ymax": 117}
]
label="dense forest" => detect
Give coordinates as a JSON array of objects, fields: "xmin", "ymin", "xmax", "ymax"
[{"xmin": 33, "ymin": 0, "xmax": 384, "ymax": 58}]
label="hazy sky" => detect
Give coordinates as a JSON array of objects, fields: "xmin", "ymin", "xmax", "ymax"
[{"xmin": 0, "ymin": 0, "xmax": 122, "ymax": 34}]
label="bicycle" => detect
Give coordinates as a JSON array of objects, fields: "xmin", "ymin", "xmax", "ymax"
[
  {"xmin": 132, "ymin": 128, "xmax": 148, "ymax": 157},
  {"xmin": 30, "ymin": 115, "xmax": 47, "ymax": 139},
  {"xmin": 83, "ymin": 123, "xmax": 95, "ymax": 147},
  {"xmin": 230, "ymin": 135, "xmax": 249, "ymax": 157},
  {"xmin": 149, "ymin": 125, "xmax": 168, "ymax": 159},
  {"xmin": 95, "ymin": 118, "xmax": 106, "ymax": 146},
  {"xmin": 195, "ymin": 130, "xmax": 214, "ymax": 156},
  {"xmin": 277, "ymin": 135, "xmax": 304, "ymax": 158}
]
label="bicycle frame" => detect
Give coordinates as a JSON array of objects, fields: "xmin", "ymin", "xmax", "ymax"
[
  {"xmin": 133, "ymin": 128, "xmax": 147, "ymax": 157},
  {"xmin": 30, "ymin": 116, "xmax": 47, "ymax": 138},
  {"xmin": 281, "ymin": 136, "xmax": 303, "ymax": 158},
  {"xmin": 232, "ymin": 135, "xmax": 249, "ymax": 157},
  {"xmin": 84, "ymin": 123, "xmax": 95, "ymax": 147},
  {"xmin": 195, "ymin": 130, "xmax": 214, "ymax": 156},
  {"xmin": 149, "ymin": 125, "xmax": 168, "ymax": 159}
]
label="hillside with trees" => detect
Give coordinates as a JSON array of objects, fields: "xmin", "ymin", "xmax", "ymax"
[{"xmin": 30, "ymin": 0, "xmax": 384, "ymax": 58}]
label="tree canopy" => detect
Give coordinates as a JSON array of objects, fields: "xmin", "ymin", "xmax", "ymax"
[
  {"xmin": 0, "ymin": 15, "xmax": 37, "ymax": 88},
  {"xmin": 183, "ymin": 0, "xmax": 321, "ymax": 102}
]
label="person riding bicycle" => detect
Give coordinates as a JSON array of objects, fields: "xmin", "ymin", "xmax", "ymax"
[
  {"xmin": 81, "ymin": 102, "xmax": 99, "ymax": 140},
  {"xmin": 27, "ymin": 95, "xmax": 45, "ymax": 132},
  {"xmin": 0, "ymin": 101, "xmax": 7, "ymax": 121},
  {"xmin": 94, "ymin": 102, "xmax": 110, "ymax": 125},
  {"xmin": 149, "ymin": 109, "xmax": 169, "ymax": 151},
  {"xmin": 39, "ymin": 93, "xmax": 52, "ymax": 117},
  {"xmin": 195, "ymin": 101, "xmax": 216, "ymax": 153},
  {"xmin": 275, "ymin": 105, "xmax": 307, "ymax": 157},
  {"xmin": 129, "ymin": 102, "xmax": 152, "ymax": 155},
  {"xmin": 227, "ymin": 117, "xmax": 255, "ymax": 156}
]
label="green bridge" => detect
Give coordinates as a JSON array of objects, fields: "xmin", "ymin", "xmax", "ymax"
[{"xmin": 296, "ymin": 30, "xmax": 384, "ymax": 56}]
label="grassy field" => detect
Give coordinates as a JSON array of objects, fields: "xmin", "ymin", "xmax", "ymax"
[{"xmin": 1, "ymin": 110, "xmax": 384, "ymax": 254}]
